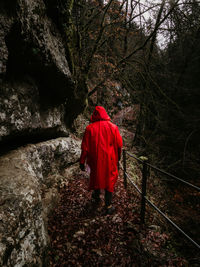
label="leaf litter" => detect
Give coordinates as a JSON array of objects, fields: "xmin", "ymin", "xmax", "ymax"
[{"xmin": 48, "ymin": 171, "xmax": 187, "ymax": 266}]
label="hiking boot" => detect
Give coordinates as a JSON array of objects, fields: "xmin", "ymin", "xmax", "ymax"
[
  {"xmin": 92, "ymin": 190, "xmax": 101, "ymax": 205},
  {"xmin": 91, "ymin": 197, "xmax": 101, "ymax": 205},
  {"xmin": 106, "ymin": 205, "xmax": 115, "ymax": 215}
]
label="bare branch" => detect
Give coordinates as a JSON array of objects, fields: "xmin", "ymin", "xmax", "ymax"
[
  {"xmin": 118, "ymin": 0, "xmax": 180, "ymax": 66},
  {"xmin": 88, "ymin": 79, "xmax": 106, "ymax": 97},
  {"xmin": 85, "ymin": 0, "xmax": 114, "ymax": 74}
]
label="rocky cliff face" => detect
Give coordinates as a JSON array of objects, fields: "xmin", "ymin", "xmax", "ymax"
[
  {"xmin": 0, "ymin": 0, "xmax": 86, "ymax": 265},
  {"xmin": 0, "ymin": 0, "xmax": 86, "ymax": 147},
  {"xmin": 0, "ymin": 81, "xmax": 69, "ymax": 150},
  {"xmin": 0, "ymin": 137, "xmax": 81, "ymax": 266}
]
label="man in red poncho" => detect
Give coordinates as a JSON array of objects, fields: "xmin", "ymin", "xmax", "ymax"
[{"xmin": 80, "ymin": 106, "xmax": 123, "ymax": 214}]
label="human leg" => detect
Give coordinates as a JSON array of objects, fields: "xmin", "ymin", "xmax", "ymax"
[
  {"xmin": 92, "ymin": 189, "xmax": 101, "ymax": 203},
  {"xmin": 105, "ymin": 190, "xmax": 112, "ymax": 207},
  {"xmin": 105, "ymin": 190, "xmax": 115, "ymax": 214}
]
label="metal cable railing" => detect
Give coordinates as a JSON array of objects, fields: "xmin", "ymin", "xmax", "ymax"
[
  {"xmin": 119, "ymin": 161, "xmax": 141, "ymax": 194},
  {"xmin": 126, "ymin": 151, "xmax": 200, "ymax": 192},
  {"xmin": 121, "ymin": 149, "xmax": 200, "ymax": 250}
]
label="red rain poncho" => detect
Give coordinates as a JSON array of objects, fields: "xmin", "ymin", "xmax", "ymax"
[{"xmin": 80, "ymin": 106, "xmax": 123, "ymax": 192}]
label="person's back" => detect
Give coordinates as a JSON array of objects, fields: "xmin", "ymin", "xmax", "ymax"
[{"xmin": 80, "ymin": 106, "xmax": 123, "ymax": 214}]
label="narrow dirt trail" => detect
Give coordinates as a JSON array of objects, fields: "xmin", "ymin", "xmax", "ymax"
[
  {"xmin": 48, "ymin": 173, "xmax": 143, "ymax": 266},
  {"xmin": 48, "ymin": 170, "xmax": 187, "ymax": 266}
]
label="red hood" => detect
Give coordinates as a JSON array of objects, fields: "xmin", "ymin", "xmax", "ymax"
[{"xmin": 91, "ymin": 106, "xmax": 111, "ymax": 122}]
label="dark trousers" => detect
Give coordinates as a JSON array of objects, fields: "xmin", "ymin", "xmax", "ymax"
[{"xmin": 92, "ymin": 189, "xmax": 112, "ymax": 207}]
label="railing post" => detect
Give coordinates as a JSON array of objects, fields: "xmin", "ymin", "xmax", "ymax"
[
  {"xmin": 140, "ymin": 157, "xmax": 148, "ymax": 224},
  {"xmin": 123, "ymin": 149, "xmax": 127, "ymax": 188}
]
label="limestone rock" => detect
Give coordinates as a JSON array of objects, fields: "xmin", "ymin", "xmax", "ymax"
[
  {"xmin": 0, "ymin": 0, "xmax": 73, "ymax": 97},
  {"xmin": 0, "ymin": 137, "xmax": 81, "ymax": 266},
  {"xmin": 0, "ymin": 1, "xmax": 85, "ymax": 265},
  {"xmin": 0, "ymin": 82, "xmax": 69, "ymax": 143},
  {"xmin": 0, "ymin": 0, "xmax": 86, "ymax": 145}
]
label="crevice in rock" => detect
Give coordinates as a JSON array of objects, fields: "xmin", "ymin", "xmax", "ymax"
[
  {"xmin": 0, "ymin": 128, "xmax": 69, "ymax": 157},
  {"xmin": 3, "ymin": 244, "xmax": 15, "ymax": 266},
  {"xmin": 43, "ymin": 0, "xmax": 73, "ymax": 74},
  {"xmin": 5, "ymin": 22, "xmax": 74, "ymax": 106},
  {"xmin": 0, "ymin": 0, "xmax": 18, "ymax": 16}
]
